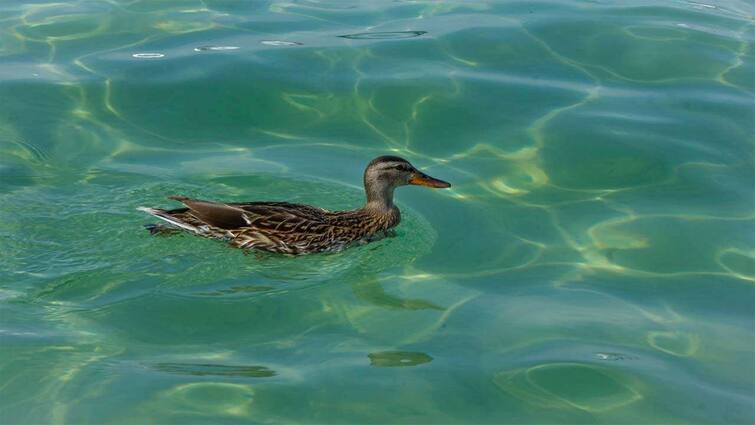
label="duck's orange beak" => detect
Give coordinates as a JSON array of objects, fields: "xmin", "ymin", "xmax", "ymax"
[{"xmin": 409, "ymin": 171, "xmax": 451, "ymax": 188}]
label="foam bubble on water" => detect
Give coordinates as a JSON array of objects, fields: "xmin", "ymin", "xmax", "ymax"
[
  {"xmin": 686, "ymin": 1, "xmax": 716, "ymax": 9},
  {"xmin": 132, "ymin": 53, "xmax": 165, "ymax": 59},
  {"xmin": 194, "ymin": 46, "xmax": 241, "ymax": 52},
  {"xmin": 595, "ymin": 352, "xmax": 635, "ymax": 361},
  {"xmin": 260, "ymin": 40, "xmax": 302, "ymax": 46}
]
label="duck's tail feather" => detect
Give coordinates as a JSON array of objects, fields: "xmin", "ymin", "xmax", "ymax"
[
  {"xmin": 137, "ymin": 207, "xmax": 200, "ymax": 234},
  {"xmin": 143, "ymin": 223, "xmax": 182, "ymax": 236}
]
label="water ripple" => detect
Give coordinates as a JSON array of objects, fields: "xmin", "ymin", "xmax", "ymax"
[
  {"xmin": 338, "ymin": 31, "xmax": 427, "ymax": 40},
  {"xmin": 152, "ymin": 363, "xmax": 276, "ymax": 378},
  {"xmin": 193, "ymin": 46, "xmax": 240, "ymax": 52},
  {"xmin": 131, "ymin": 53, "xmax": 165, "ymax": 59}
]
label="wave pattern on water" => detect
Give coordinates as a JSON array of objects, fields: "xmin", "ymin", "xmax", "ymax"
[{"xmin": 0, "ymin": 0, "xmax": 753, "ymax": 424}]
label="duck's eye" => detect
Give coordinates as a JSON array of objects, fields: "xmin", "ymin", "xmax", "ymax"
[{"xmin": 391, "ymin": 164, "xmax": 411, "ymax": 172}]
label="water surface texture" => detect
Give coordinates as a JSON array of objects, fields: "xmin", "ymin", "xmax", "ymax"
[{"xmin": 1, "ymin": 1, "xmax": 754, "ymax": 424}]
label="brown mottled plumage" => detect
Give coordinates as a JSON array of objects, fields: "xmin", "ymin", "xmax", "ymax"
[{"xmin": 138, "ymin": 156, "xmax": 450, "ymax": 255}]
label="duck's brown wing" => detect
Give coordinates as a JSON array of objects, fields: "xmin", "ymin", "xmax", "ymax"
[
  {"xmin": 168, "ymin": 197, "xmax": 330, "ymax": 232},
  {"xmin": 233, "ymin": 202, "xmax": 329, "ymax": 223},
  {"xmin": 168, "ymin": 196, "xmax": 250, "ymax": 229}
]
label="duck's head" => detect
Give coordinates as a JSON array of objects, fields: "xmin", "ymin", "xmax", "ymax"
[{"xmin": 363, "ymin": 155, "xmax": 450, "ymax": 208}]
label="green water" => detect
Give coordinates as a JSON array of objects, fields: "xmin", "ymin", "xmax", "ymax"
[{"xmin": 1, "ymin": 1, "xmax": 754, "ymax": 423}]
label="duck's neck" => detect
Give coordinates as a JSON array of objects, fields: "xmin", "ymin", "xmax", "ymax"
[{"xmin": 364, "ymin": 181, "xmax": 395, "ymax": 213}]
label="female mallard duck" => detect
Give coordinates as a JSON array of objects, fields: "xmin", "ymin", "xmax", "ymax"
[{"xmin": 138, "ymin": 155, "xmax": 450, "ymax": 255}]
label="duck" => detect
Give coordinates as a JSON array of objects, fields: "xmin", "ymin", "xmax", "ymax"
[{"xmin": 138, "ymin": 155, "xmax": 451, "ymax": 255}]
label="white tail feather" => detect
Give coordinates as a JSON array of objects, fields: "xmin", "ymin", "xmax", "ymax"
[{"xmin": 137, "ymin": 207, "xmax": 200, "ymax": 234}]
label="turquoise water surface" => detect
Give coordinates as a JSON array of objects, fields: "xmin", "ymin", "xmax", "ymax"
[{"xmin": 1, "ymin": 1, "xmax": 754, "ymax": 423}]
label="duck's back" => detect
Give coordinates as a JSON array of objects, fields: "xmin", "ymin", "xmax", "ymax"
[{"xmin": 144, "ymin": 197, "xmax": 400, "ymax": 255}]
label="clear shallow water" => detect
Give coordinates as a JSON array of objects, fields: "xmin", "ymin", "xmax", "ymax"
[{"xmin": 1, "ymin": 0, "xmax": 754, "ymax": 423}]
